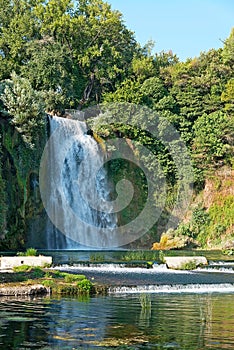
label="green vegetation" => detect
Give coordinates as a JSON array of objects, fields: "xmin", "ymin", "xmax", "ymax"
[
  {"xmin": 120, "ymin": 250, "xmax": 158, "ymax": 262},
  {"xmin": 13, "ymin": 264, "xmax": 33, "ymax": 273},
  {"xmin": 17, "ymin": 247, "xmax": 38, "ymax": 256},
  {"xmin": 2, "ymin": 267, "xmax": 94, "ymax": 295},
  {"xmin": 13, "ymin": 265, "xmax": 46, "ymax": 278},
  {"xmin": 139, "ymin": 293, "xmax": 151, "ymax": 310},
  {"xmin": 64, "ymin": 273, "xmax": 86, "ymax": 283},
  {"xmin": 0, "ymin": 0, "xmax": 233, "ymax": 249},
  {"xmin": 90, "ymin": 253, "xmax": 105, "ymax": 262},
  {"xmin": 179, "ymin": 260, "xmax": 198, "ymax": 270}
]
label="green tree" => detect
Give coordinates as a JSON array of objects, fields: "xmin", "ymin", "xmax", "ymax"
[
  {"xmin": 222, "ymin": 27, "xmax": 234, "ymax": 67},
  {"xmin": 1, "ymin": 73, "xmax": 45, "ymax": 147},
  {"xmin": 192, "ymin": 111, "xmax": 233, "ymax": 169},
  {"xmin": 0, "ymin": 0, "xmax": 41, "ymax": 79},
  {"xmin": 0, "ymin": 135, "xmax": 7, "ymax": 237},
  {"xmin": 221, "ymin": 78, "xmax": 234, "ymax": 114},
  {"xmin": 34, "ymin": 0, "xmax": 138, "ymax": 107}
]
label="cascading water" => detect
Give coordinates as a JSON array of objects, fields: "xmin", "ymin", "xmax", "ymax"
[{"xmin": 42, "ymin": 116, "xmax": 117, "ymax": 249}]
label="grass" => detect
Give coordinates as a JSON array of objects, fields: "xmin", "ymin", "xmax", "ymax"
[
  {"xmin": 0, "ymin": 268, "xmax": 94, "ymax": 295},
  {"xmin": 90, "ymin": 253, "xmax": 105, "ymax": 262},
  {"xmin": 17, "ymin": 248, "xmax": 38, "ymax": 256},
  {"xmin": 121, "ymin": 250, "xmax": 158, "ymax": 262},
  {"xmin": 179, "ymin": 260, "xmax": 198, "ymax": 270},
  {"xmin": 139, "ymin": 294, "xmax": 151, "ymax": 309}
]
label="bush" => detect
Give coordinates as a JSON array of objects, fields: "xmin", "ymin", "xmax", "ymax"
[
  {"xmin": 26, "ymin": 248, "xmax": 38, "ymax": 256},
  {"xmin": 42, "ymin": 279, "xmax": 56, "ymax": 288},
  {"xmin": 17, "ymin": 248, "xmax": 38, "ymax": 256},
  {"xmin": 180, "ymin": 260, "xmax": 197, "ymax": 270},
  {"xmin": 13, "ymin": 265, "xmax": 45, "ymax": 277},
  {"xmin": 176, "ymin": 223, "xmax": 193, "ymax": 237},
  {"xmin": 13, "ymin": 265, "xmax": 32, "ymax": 273},
  {"xmin": 64, "ymin": 273, "xmax": 86, "ymax": 283},
  {"xmin": 31, "ymin": 267, "xmax": 45, "ymax": 278},
  {"xmin": 77, "ymin": 279, "xmax": 93, "ymax": 293}
]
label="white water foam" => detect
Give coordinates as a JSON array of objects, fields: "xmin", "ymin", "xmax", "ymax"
[
  {"xmin": 197, "ymin": 261, "xmax": 234, "ymax": 273},
  {"xmin": 54, "ymin": 263, "xmax": 192, "ymax": 274},
  {"xmin": 109, "ymin": 283, "xmax": 234, "ymax": 294}
]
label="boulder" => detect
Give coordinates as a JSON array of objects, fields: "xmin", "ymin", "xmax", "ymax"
[{"xmin": 164, "ymin": 256, "xmax": 208, "ymax": 270}]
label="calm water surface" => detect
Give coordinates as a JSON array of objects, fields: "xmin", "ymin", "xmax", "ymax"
[{"xmin": 0, "ymin": 293, "xmax": 234, "ymax": 349}]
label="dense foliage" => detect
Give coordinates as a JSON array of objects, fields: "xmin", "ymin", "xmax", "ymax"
[{"xmin": 0, "ymin": 0, "xmax": 233, "ymax": 249}]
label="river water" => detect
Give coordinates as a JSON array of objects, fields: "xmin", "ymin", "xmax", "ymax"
[
  {"xmin": 0, "ymin": 292, "xmax": 234, "ymax": 349},
  {"xmin": 1, "ymin": 250, "xmax": 234, "ymax": 349}
]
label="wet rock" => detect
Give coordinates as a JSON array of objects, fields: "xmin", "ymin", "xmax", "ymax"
[
  {"xmin": 0, "ymin": 284, "xmax": 50, "ymax": 296},
  {"xmin": 164, "ymin": 256, "xmax": 208, "ymax": 270}
]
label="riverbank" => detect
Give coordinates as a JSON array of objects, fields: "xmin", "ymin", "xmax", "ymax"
[
  {"xmin": 0, "ymin": 267, "xmax": 107, "ymax": 297},
  {"xmin": 1, "ymin": 250, "xmax": 234, "ymax": 297}
]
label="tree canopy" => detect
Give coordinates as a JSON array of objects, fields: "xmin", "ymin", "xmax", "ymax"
[{"xmin": 0, "ymin": 0, "xmax": 233, "ymax": 249}]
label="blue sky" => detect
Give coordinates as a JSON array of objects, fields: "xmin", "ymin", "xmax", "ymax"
[{"xmin": 107, "ymin": 0, "xmax": 234, "ymax": 61}]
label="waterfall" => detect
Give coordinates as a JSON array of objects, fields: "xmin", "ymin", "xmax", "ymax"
[{"xmin": 40, "ymin": 116, "xmax": 117, "ymax": 249}]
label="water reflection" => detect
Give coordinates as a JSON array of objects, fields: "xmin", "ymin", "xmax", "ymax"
[{"xmin": 0, "ymin": 293, "xmax": 234, "ymax": 349}]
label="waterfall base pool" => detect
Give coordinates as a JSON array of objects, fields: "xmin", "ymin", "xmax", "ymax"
[{"xmin": 0, "ymin": 293, "xmax": 234, "ymax": 349}]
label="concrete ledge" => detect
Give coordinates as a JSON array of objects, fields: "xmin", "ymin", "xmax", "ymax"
[
  {"xmin": 0, "ymin": 256, "xmax": 52, "ymax": 270},
  {"xmin": 164, "ymin": 256, "xmax": 208, "ymax": 270}
]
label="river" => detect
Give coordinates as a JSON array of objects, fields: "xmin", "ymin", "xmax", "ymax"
[{"xmin": 1, "ymin": 250, "xmax": 234, "ymax": 349}]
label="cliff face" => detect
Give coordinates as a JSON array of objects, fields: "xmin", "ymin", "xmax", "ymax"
[
  {"xmin": 0, "ymin": 113, "xmax": 233, "ymax": 251},
  {"xmin": 202, "ymin": 167, "xmax": 234, "ymax": 248},
  {"xmin": 0, "ymin": 116, "xmax": 47, "ymax": 250},
  {"xmin": 152, "ymin": 166, "xmax": 234, "ymax": 251}
]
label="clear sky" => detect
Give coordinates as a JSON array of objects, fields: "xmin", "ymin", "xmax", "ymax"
[{"xmin": 107, "ymin": 0, "xmax": 234, "ymax": 61}]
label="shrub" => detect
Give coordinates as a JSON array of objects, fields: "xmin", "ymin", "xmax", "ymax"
[
  {"xmin": 25, "ymin": 248, "xmax": 38, "ymax": 256},
  {"xmin": 13, "ymin": 265, "xmax": 32, "ymax": 273},
  {"xmin": 176, "ymin": 223, "xmax": 193, "ymax": 237},
  {"xmin": 51, "ymin": 270, "xmax": 64, "ymax": 278},
  {"xmin": 180, "ymin": 260, "xmax": 197, "ymax": 270},
  {"xmin": 43, "ymin": 263, "xmax": 52, "ymax": 268},
  {"xmin": 31, "ymin": 267, "xmax": 45, "ymax": 278},
  {"xmin": 42, "ymin": 279, "xmax": 56, "ymax": 288},
  {"xmin": 45, "ymin": 272, "xmax": 52, "ymax": 278},
  {"xmin": 64, "ymin": 274, "xmax": 86, "ymax": 283},
  {"xmin": 77, "ymin": 279, "xmax": 93, "ymax": 293},
  {"xmin": 17, "ymin": 248, "xmax": 38, "ymax": 256}
]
